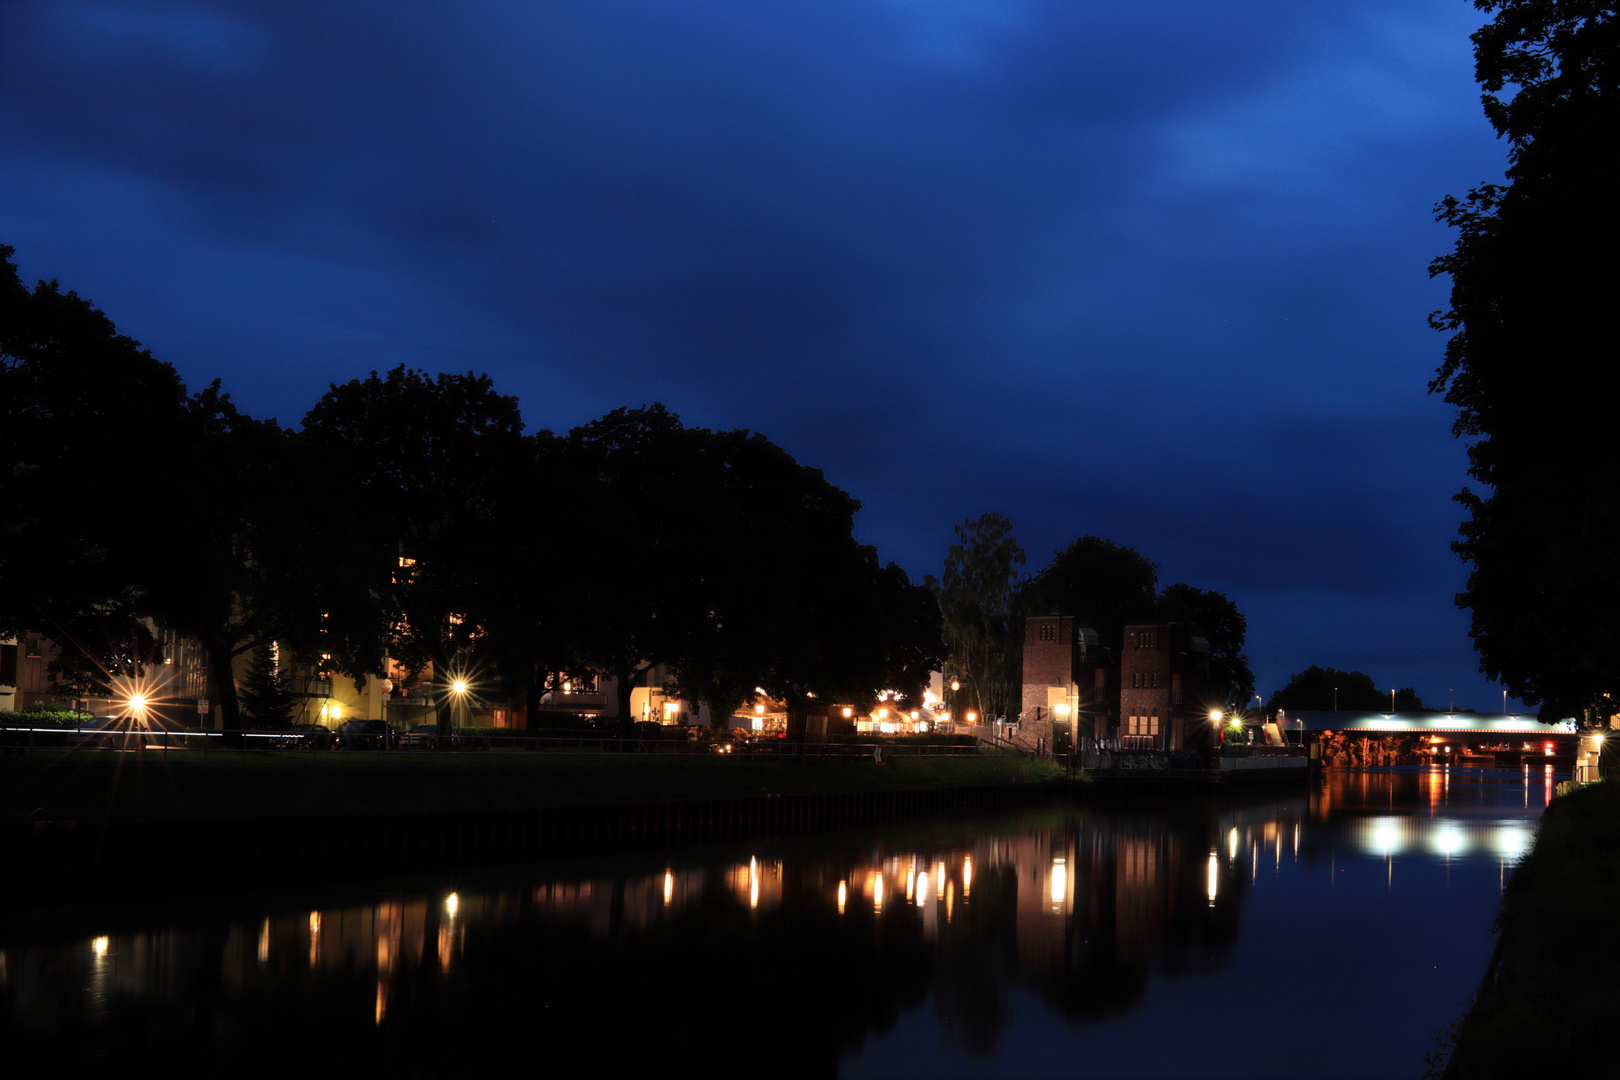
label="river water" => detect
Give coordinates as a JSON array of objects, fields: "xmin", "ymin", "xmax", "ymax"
[{"xmin": 2, "ymin": 766, "xmax": 1560, "ymax": 1077}]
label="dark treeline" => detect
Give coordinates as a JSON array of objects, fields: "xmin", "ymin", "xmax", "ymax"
[
  {"xmin": 927, "ymin": 512, "xmax": 1255, "ymax": 723},
  {"xmin": 0, "ymin": 245, "xmax": 942, "ymax": 733}
]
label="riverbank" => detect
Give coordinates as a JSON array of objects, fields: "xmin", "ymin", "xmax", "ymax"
[
  {"xmin": 3, "ymin": 747, "xmax": 1065, "ymax": 824},
  {"xmin": 1440, "ymin": 779, "xmax": 1620, "ymax": 1078}
]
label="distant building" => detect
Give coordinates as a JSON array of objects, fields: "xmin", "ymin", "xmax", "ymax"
[
  {"xmin": 1016, "ymin": 617, "xmax": 1212, "ymax": 753},
  {"xmin": 1017, "ymin": 615, "xmax": 1115, "ymax": 755},
  {"xmin": 1117, "ymin": 623, "xmax": 1210, "ymax": 751}
]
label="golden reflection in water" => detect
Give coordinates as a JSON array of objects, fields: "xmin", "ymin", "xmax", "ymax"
[
  {"xmin": 1207, "ymin": 851, "xmax": 1218, "ymax": 906},
  {"xmin": 906, "ymin": 867, "xmax": 916, "ymax": 902},
  {"xmin": 837, "ymin": 880, "xmax": 847, "ymax": 915},
  {"xmin": 437, "ymin": 922, "xmax": 452, "ymax": 975},
  {"xmin": 86, "ymin": 935, "xmax": 111, "ymax": 1024},
  {"xmin": 376, "ymin": 900, "xmax": 402, "ymax": 1026},
  {"xmin": 916, "ymin": 866, "xmax": 930, "ymax": 905},
  {"xmin": 308, "ymin": 912, "xmax": 321, "ymax": 969},
  {"xmin": 946, "ymin": 880, "xmax": 954, "ymax": 922},
  {"xmin": 445, "ymin": 892, "xmax": 460, "ymax": 917},
  {"xmin": 1228, "ymin": 827, "xmax": 1238, "ymax": 862},
  {"xmin": 962, "ymin": 857, "xmax": 971, "ymax": 897},
  {"xmin": 750, "ymin": 858, "xmax": 760, "ymax": 910},
  {"xmin": 1050, "ymin": 858, "xmax": 1066, "ymax": 909},
  {"xmin": 874, "ymin": 873, "xmax": 884, "ymax": 912},
  {"xmin": 936, "ymin": 862, "xmax": 945, "ymax": 896},
  {"xmin": 257, "ymin": 918, "xmax": 269, "ymax": 965},
  {"xmin": 663, "ymin": 871, "xmax": 673, "ymax": 907}
]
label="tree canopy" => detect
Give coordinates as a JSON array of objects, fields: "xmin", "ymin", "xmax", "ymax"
[
  {"xmin": 1155, "ymin": 583, "xmax": 1254, "ymax": 709},
  {"xmin": 1023, "ymin": 535, "xmax": 1160, "ymax": 638},
  {"xmin": 2, "ymin": 244, "xmax": 938, "ymax": 731},
  {"xmin": 1267, "ymin": 666, "xmax": 1424, "ymax": 714},
  {"xmin": 1429, "ymin": 0, "xmax": 1620, "ymax": 723},
  {"xmin": 928, "ymin": 512, "xmax": 1026, "ymax": 722}
]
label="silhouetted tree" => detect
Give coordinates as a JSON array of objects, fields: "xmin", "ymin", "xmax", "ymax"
[
  {"xmin": 1023, "ymin": 535, "xmax": 1159, "ymax": 642},
  {"xmin": 1268, "ymin": 665, "xmax": 1424, "ymax": 713},
  {"xmin": 1155, "ymin": 582, "xmax": 1255, "ymax": 709},
  {"xmin": 302, "ymin": 365, "xmax": 528, "ymax": 724},
  {"xmin": 927, "ymin": 512, "xmax": 1026, "ymax": 723},
  {"xmin": 1429, "ymin": 0, "xmax": 1620, "ymax": 723},
  {"xmin": 239, "ymin": 645, "xmax": 297, "ymax": 728}
]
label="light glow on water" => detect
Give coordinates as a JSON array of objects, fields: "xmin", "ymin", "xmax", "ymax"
[{"xmin": 10, "ymin": 769, "xmax": 1562, "ymax": 1078}]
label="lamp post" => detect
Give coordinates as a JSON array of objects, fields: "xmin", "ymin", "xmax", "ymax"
[{"xmin": 449, "ymin": 679, "xmax": 468, "ymax": 749}]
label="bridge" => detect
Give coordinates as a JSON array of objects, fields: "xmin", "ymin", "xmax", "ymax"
[{"xmin": 1285, "ymin": 710, "xmax": 1579, "ymax": 766}]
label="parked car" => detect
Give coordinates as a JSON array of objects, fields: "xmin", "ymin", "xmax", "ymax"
[
  {"xmin": 399, "ymin": 722, "xmax": 440, "ymax": 749},
  {"xmin": 398, "ymin": 723, "xmax": 490, "ymax": 750},
  {"xmin": 271, "ymin": 724, "xmax": 334, "ymax": 751},
  {"xmin": 330, "ymin": 719, "xmax": 395, "ymax": 750}
]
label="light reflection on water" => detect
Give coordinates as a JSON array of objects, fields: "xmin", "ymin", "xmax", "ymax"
[{"xmin": 1, "ymin": 766, "xmax": 1560, "ymax": 1077}]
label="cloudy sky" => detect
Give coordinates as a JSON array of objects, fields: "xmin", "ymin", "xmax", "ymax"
[{"xmin": 2, "ymin": 1, "xmax": 1516, "ymax": 711}]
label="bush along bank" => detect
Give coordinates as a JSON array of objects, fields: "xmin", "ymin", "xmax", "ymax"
[{"xmin": 1436, "ymin": 780, "xmax": 1620, "ymax": 1078}]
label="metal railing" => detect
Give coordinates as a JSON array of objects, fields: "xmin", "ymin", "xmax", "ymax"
[{"xmin": 0, "ymin": 725, "xmax": 992, "ymax": 761}]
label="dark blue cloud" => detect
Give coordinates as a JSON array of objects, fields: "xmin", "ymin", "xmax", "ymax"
[{"xmin": 0, "ymin": 0, "xmax": 1513, "ymax": 706}]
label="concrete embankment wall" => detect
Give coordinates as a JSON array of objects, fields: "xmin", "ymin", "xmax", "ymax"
[{"xmin": 10, "ymin": 781, "xmax": 1061, "ymax": 905}]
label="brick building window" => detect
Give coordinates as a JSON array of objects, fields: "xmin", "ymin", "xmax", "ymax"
[
  {"xmin": 1125, "ymin": 716, "xmax": 1160, "ymax": 736},
  {"xmin": 1039, "ymin": 625, "xmax": 1056, "ymax": 642}
]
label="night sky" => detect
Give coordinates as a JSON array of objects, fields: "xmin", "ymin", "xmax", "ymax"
[{"xmin": 1, "ymin": 1, "xmax": 1518, "ymax": 712}]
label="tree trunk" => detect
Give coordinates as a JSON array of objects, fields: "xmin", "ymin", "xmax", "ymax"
[
  {"xmin": 785, "ymin": 700, "xmax": 809, "ymax": 743},
  {"xmin": 525, "ymin": 677, "xmax": 543, "ymax": 733},
  {"xmin": 615, "ymin": 665, "xmax": 637, "ymax": 737},
  {"xmin": 204, "ymin": 638, "xmax": 242, "ymax": 735}
]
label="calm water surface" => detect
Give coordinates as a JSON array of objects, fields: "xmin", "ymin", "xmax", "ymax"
[{"xmin": 2, "ymin": 766, "xmax": 1561, "ymax": 1077}]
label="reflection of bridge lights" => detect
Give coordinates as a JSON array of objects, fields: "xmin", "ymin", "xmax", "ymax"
[
  {"xmin": 1207, "ymin": 851, "xmax": 1218, "ymax": 906},
  {"xmin": 1430, "ymin": 824, "xmax": 1467, "ymax": 858},
  {"xmin": 962, "ymin": 857, "xmax": 972, "ymax": 897},
  {"xmin": 1050, "ymin": 858, "xmax": 1066, "ymax": 905},
  {"xmin": 906, "ymin": 868, "xmax": 915, "ymax": 902},
  {"xmin": 916, "ymin": 867, "xmax": 930, "ymax": 904},
  {"xmin": 445, "ymin": 892, "xmax": 459, "ymax": 917},
  {"xmin": 663, "ymin": 871, "xmax": 673, "ymax": 906},
  {"xmin": 1494, "ymin": 824, "xmax": 1532, "ymax": 862},
  {"xmin": 837, "ymin": 880, "xmax": 847, "ymax": 915},
  {"xmin": 1361, "ymin": 817, "xmax": 1409, "ymax": 858},
  {"xmin": 936, "ymin": 862, "xmax": 946, "ymax": 895},
  {"xmin": 1228, "ymin": 827, "xmax": 1238, "ymax": 862},
  {"xmin": 873, "ymin": 874, "xmax": 884, "ymax": 912},
  {"xmin": 92, "ymin": 935, "xmax": 109, "ymax": 957}
]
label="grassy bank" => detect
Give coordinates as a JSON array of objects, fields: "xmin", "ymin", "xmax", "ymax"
[
  {"xmin": 1438, "ymin": 779, "xmax": 1620, "ymax": 1077},
  {"xmin": 2, "ymin": 747, "xmax": 1066, "ymax": 824}
]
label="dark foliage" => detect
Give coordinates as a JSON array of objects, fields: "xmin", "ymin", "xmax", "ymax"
[{"xmin": 1429, "ymin": 0, "xmax": 1620, "ymax": 722}]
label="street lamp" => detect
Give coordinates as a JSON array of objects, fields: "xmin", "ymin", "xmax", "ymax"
[{"xmin": 450, "ymin": 678, "xmax": 468, "ymax": 742}]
